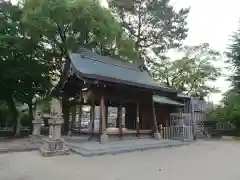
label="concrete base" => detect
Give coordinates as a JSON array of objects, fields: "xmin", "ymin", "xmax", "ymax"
[
  {"xmin": 183, "ymin": 136, "xmax": 194, "ymax": 142},
  {"xmin": 28, "ymin": 135, "xmax": 43, "ymax": 144},
  {"xmin": 100, "ymin": 134, "xmax": 108, "ymax": 144},
  {"xmin": 40, "ymin": 139, "xmax": 70, "ymax": 157},
  {"xmin": 154, "ymin": 132, "xmax": 162, "ymax": 140},
  {"xmin": 68, "ymin": 139, "xmax": 190, "ymax": 157},
  {"xmin": 68, "ymin": 130, "xmax": 73, "ymax": 137},
  {"xmin": 172, "ymin": 136, "xmax": 194, "ymax": 142}
]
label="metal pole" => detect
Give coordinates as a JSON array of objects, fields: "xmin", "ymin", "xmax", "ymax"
[{"xmin": 191, "ymin": 98, "xmax": 196, "ymax": 140}]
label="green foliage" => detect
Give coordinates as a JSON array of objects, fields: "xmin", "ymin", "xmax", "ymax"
[
  {"xmin": 23, "ymin": 0, "xmax": 139, "ymax": 65},
  {"xmin": 20, "ymin": 114, "xmax": 32, "ymax": 128},
  {"xmin": 37, "ymin": 98, "xmax": 51, "ymax": 114},
  {"xmin": 216, "ymin": 22, "xmax": 240, "ymax": 129},
  {"xmin": 152, "ymin": 43, "xmax": 221, "ymax": 96},
  {"xmin": 0, "ymin": 1, "xmax": 51, "ymax": 101},
  {"xmin": 226, "ymin": 23, "xmax": 240, "ymax": 92},
  {"xmin": 22, "ymin": 0, "xmax": 141, "ymax": 132},
  {"xmin": 207, "ymin": 94, "xmax": 240, "ymax": 128},
  {"xmin": 0, "ymin": 101, "xmax": 8, "ymax": 127},
  {"xmin": 109, "ymin": 0, "xmax": 189, "ymax": 63},
  {"xmin": 0, "ymin": 1, "xmax": 52, "ymax": 133}
]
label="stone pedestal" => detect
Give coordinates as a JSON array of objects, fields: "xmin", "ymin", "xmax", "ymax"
[
  {"xmin": 40, "ymin": 115, "xmax": 70, "ymax": 157},
  {"xmin": 41, "ymin": 139, "xmax": 69, "ymax": 157},
  {"xmin": 29, "ymin": 116, "xmax": 43, "ymax": 144},
  {"xmin": 154, "ymin": 132, "xmax": 162, "ymax": 140},
  {"xmin": 100, "ymin": 134, "xmax": 108, "ymax": 144}
]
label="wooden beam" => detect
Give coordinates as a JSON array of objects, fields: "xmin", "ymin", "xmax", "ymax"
[
  {"xmin": 118, "ymin": 104, "xmax": 123, "ymax": 138},
  {"xmin": 152, "ymin": 98, "xmax": 159, "ymax": 133},
  {"xmin": 90, "ymin": 86, "xmax": 152, "ymax": 104},
  {"xmin": 136, "ymin": 103, "xmax": 140, "ymax": 137},
  {"xmin": 99, "ymin": 95, "xmax": 106, "ymax": 135}
]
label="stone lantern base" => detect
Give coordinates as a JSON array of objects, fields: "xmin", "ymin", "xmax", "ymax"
[
  {"xmin": 100, "ymin": 134, "xmax": 108, "ymax": 144},
  {"xmin": 40, "ymin": 139, "xmax": 70, "ymax": 157},
  {"xmin": 28, "ymin": 134, "xmax": 43, "ymax": 144},
  {"xmin": 154, "ymin": 132, "xmax": 162, "ymax": 140}
]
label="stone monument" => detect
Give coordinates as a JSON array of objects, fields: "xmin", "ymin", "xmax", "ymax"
[
  {"xmin": 154, "ymin": 132, "xmax": 162, "ymax": 140},
  {"xmin": 154, "ymin": 124, "xmax": 162, "ymax": 140},
  {"xmin": 28, "ymin": 114, "xmax": 43, "ymax": 143},
  {"xmin": 40, "ymin": 114, "xmax": 70, "ymax": 157}
]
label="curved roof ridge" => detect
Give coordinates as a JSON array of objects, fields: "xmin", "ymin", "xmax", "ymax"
[
  {"xmin": 79, "ymin": 54, "xmax": 142, "ymax": 72},
  {"xmin": 76, "ymin": 48, "xmax": 143, "ymax": 71},
  {"xmin": 69, "ymin": 48, "xmax": 177, "ymax": 93}
]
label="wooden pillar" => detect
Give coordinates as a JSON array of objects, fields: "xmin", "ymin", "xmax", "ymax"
[
  {"xmin": 99, "ymin": 95, "xmax": 106, "ymax": 135},
  {"xmin": 90, "ymin": 100, "xmax": 95, "ymax": 138},
  {"xmin": 117, "ymin": 104, "xmax": 123, "ymax": 138},
  {"xmin": 105, "ymin": 104, "xmax": 108, "ymax": 128},
  {"xmin": 152, "ymin": 99, "xmax": 159, "ymax": 133},
  {"xmin": 78, "ymin": 104, "xmax": 82, "ymax": 135},
  {"xmin": 136, "ymin": 103, "xmax": 140, "ymax": 137},
  {"xmin": 71, "ymin": 105, "xmax": 76, "ymax": 130}
]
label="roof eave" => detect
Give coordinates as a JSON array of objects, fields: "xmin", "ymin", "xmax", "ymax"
[{"xmin": 72, "ymin": 71, "xmax": 176, "ymax": 93}]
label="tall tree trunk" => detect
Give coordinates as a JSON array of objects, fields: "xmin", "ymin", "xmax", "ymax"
[
  {"xmin": 62, "ymin": 94, "xmax": 70, "ymax": 134},
  {"xmin": 68, "ymin": 104, "xmax": 76, "ymax": 136},
  {"xmin": 28, "ymin": 102, "xmax": 34, "ymax": 131},
  {"xmin": 15, "ymin": 111, "xmax": 23, "ymax": 137},
  {"xmin": 28, "ymin": 102, "xmax": 34, "ymax": 121},
  {"xmin": 71, "ymin": 105, "xmax": 76, "ymax": 129}
]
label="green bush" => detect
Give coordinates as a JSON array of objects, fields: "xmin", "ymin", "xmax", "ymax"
[
  {"xmin": 207, "ymin": 94, "xmax": 240, "ymax": 128},
  {"xmin": 21, "ymin": 114, "xmax": 32, "ymax": 128}
]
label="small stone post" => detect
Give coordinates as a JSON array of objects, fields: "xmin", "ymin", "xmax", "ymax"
[
  {"xmin": 28, "ymin": 115, "xmax": 43, "ymax": 143},
  {"xmin": 40, "ymin": 114, "xmax": 70, "ymax": 157},
  {"xmin": 180, "ymin": 124, "xmax": 185, "ymax": 142}
]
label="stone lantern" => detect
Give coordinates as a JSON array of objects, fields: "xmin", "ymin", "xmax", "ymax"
[
  {"xmin": 28, "ymin": 114, "xmax": 43, "ymax": 143},
  {"xmin": 40, "ymin": 114, "xmax": 70, "ymax": 157}
]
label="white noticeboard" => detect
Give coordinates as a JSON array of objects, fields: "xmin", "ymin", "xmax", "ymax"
[{"xmin": 93, "ymin": 106, "xmax": 125, "ymax": 131}]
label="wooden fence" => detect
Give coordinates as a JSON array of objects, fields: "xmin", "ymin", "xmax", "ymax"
[{"xmin": 160, "ymin": 125, "xmax": 193, "ymax": 140}]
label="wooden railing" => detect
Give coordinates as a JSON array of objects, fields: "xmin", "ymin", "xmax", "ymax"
[
  {"xmin": 216, "ymin": 122, "xmax": 235, "ymax": 130},
  {"xmin": 160, "ymin": 125, "xmax": 193, "ymax": 140}
]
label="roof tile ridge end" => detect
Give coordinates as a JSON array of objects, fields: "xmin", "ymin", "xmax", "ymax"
[{"xmin": 80, "ymin": 54, "xmax": 144, "ymax": 72}]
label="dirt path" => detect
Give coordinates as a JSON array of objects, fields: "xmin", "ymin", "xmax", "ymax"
[{"xmin": 0, "ymin": 140, "xmax": 239, "ymax": 180}]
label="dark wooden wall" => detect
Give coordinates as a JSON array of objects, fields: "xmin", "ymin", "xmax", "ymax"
[
  {"xmin": 125, "ymin": 103, "xmax": 136, "ymax": 129},
  {"xmin": 139, "ymin": 104, "xmax": 153, "ymax": 130},
  {"xmin": 155, "ymin": 105, "xmax": 178, "ymax": 127},
  {"xmin": 66, "ymin": 79, "xmax": 179, "ymax": 130},
  {"xmin": 124, "ymin": 103, "xmax": 154, "ymax": 130}
]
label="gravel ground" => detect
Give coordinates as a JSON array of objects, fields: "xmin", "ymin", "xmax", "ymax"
[{"xmin": 0, "ymin": 140, "xmax": 239, "ymax": 180}]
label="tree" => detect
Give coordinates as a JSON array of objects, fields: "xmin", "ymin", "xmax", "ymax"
[
  {"xmin": 108, "ymin": 0, "xmax": 189, "ymax": 64},
  {"xmin": 226, "ymin": 23, "xmax": 240, "ymax": 92},
  {"xmin": 23, "ymin": 0, "xmax": 139, "ymax": 132},
  {"xmin": 207, "ymin": 22, "xmax": 240, "ymax": 130},
  {"xmin": 151, "ymin": 43, "xmax": 222, "ymax": 96},
  {"xmin": 0, "ymin": 1, "xmax": 52, "ymax": 136},
  {"xmin": 208, "ymin": 93, "xmax": 240, "ymax": 128}
]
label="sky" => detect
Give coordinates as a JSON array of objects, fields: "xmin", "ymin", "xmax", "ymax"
[
  {"xmin": 100, "ymin": 0, "xmax": 240, "ymax": 103},
  {"xmin": 170, "ymin": 0, "xmax": 240, "ymax": 103}
]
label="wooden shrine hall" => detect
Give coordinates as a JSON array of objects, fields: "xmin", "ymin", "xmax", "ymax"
[{"xmin": 64, "ymin": 48, "xmax": 184, "ymax": 143}]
